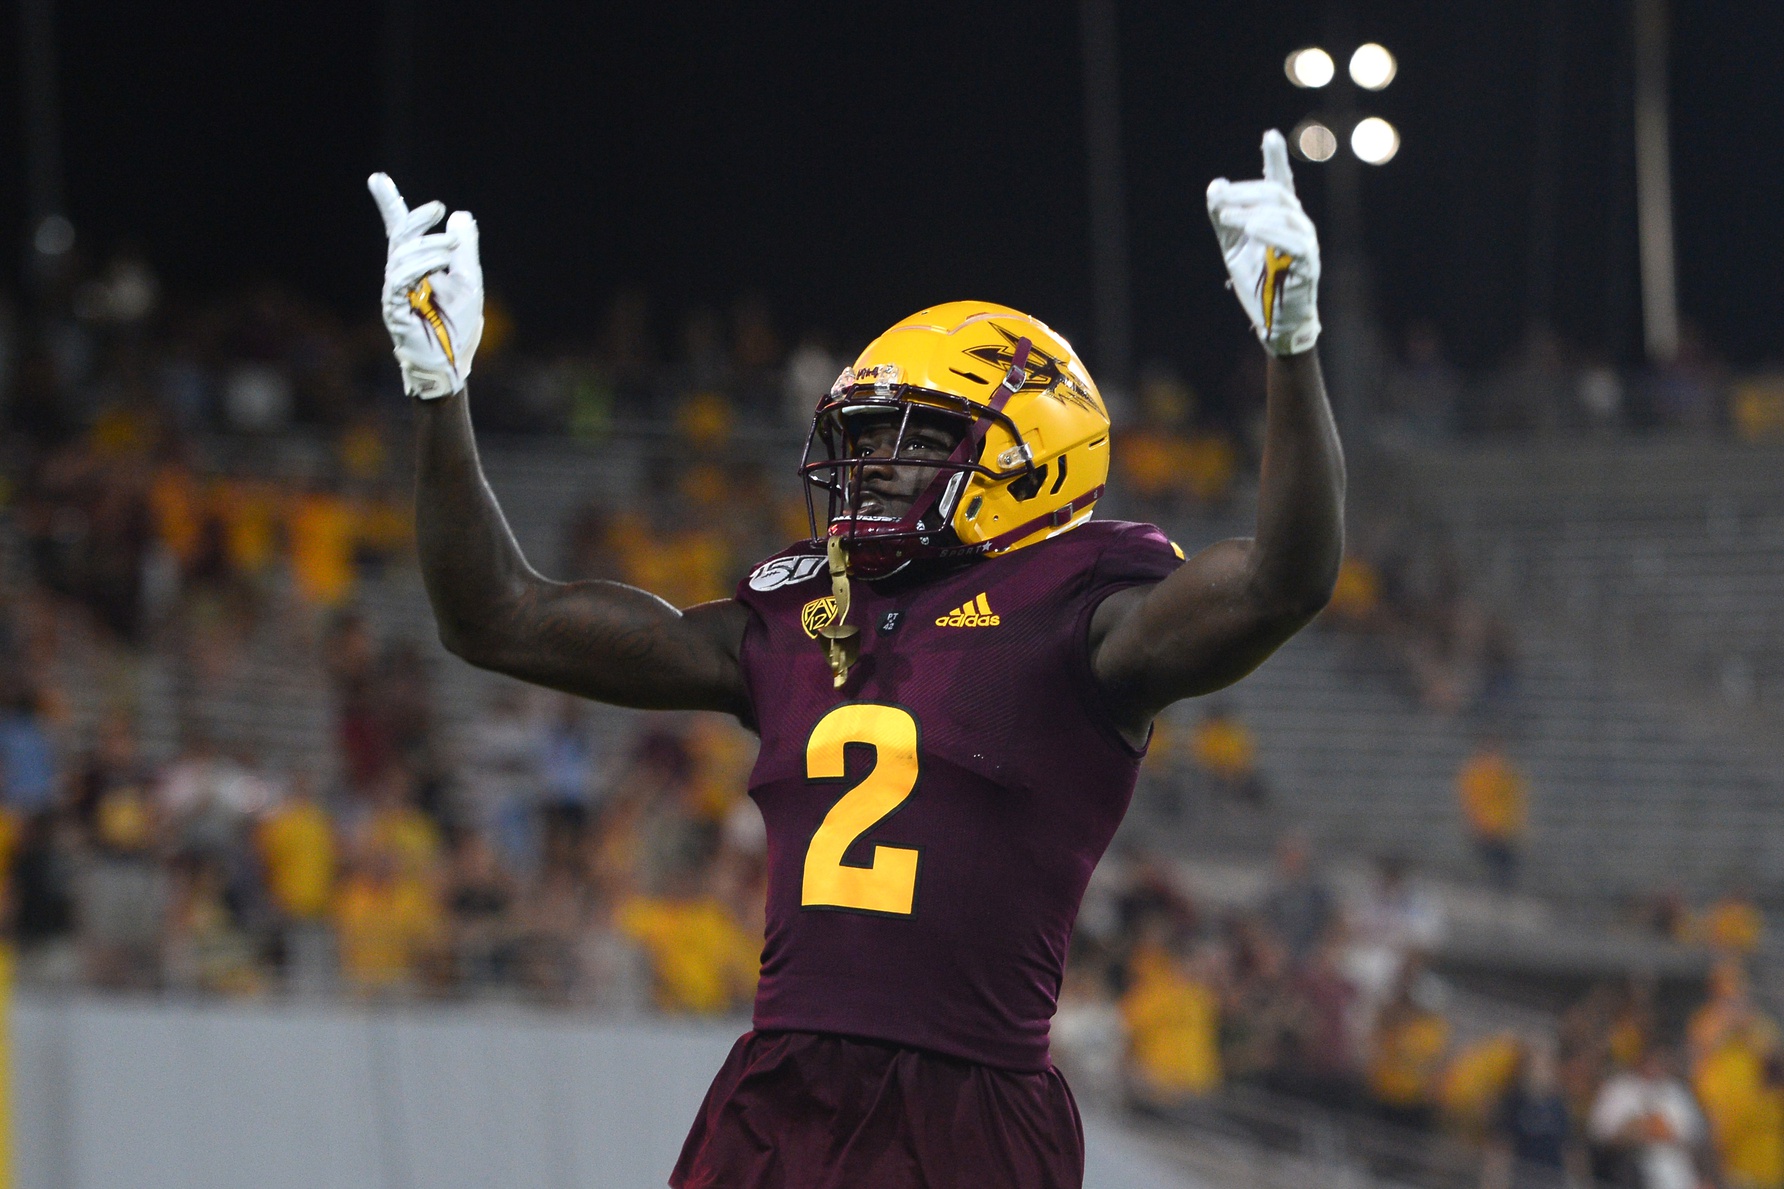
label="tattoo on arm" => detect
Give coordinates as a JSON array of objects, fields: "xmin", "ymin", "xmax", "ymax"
[{"xmin": 527, "ymin": 605, "xmax": 655, "ymax": 665}]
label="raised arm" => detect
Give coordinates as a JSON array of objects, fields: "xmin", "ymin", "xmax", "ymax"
[
  {"xmin": 370, "ymin": 173, "xmax": 750, "ymax": 717},
  {"xmin": 1091, "ymin": 350, "xmax": 1343, "ymax": 732},
  {"xmin": 414, "ymin": 390, "xmax": 750, "ymax": 715},
  {"xmin": 1090, "ymin": 131, "xmax": 1344, "ymax": 738}
]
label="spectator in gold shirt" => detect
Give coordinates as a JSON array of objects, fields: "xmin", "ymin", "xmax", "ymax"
[
  {"xmin": 1695, "ymin": 1009, "xmax": 1784, "ymax": 1189},
  {"xmin": 335, "ymin": 766, "xmax": 447, "ymax": 998},
  {"xmin": 334, "ymin": 843, "xmax": 444, "ymax": 998},
  {"xmin": 615, "ymin": 862, "xmax": 759, "ymax": 1016},
  {"xmin": 258, "ymin": 774, "xmax": 336, "ymax": 921},
  {"xmin": 256, "ymin": 774, "xmax": 337, "ymax": 994},
  {"xmin": 1457, "ymin": 735, "xmax": 1529, "ymax": 892},
  {"xmin": 1692, "ymin": 963, "xmax": 1765, "ymax": 1075},
  {"xmin": 1190, "ymin": 703, "xmax": 1266, "ymax": 806},
  {"xmin": 1326, "ymin": 554, "xmax": 1385, "ymax": 633},
  {"xmin": 287, "ymin": 479, "xmax": 359, "ymax": 610},
  {"xmin": 1699, "ymin": 887, "xmax": 1766, "ymax": 958},
  {"xmin": 1119, "ymin": 931, "xmax": 1223, "ymax": 1105},
  {"xmin": 1368, "ymin": 966, "xmax": 1452, "ymax": 1130}
]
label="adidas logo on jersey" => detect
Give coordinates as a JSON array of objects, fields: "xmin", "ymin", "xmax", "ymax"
[{"xmin": 936, "ymin": 594, "xmax": 1000, "ymax": 628}]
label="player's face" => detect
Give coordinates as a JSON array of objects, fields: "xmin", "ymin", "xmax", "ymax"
[{"xmin": 848, "ymin": 412, "xmax": 964, "ymax": 519}]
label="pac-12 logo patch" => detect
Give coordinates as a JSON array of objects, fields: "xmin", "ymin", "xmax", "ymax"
[
  {"xmin": 749, "ymin": 554, "xmax": 827, "ymax": 591},
  {"xmin": 801, "ymin": 596, "xmax": 839, "ymax": 638}
]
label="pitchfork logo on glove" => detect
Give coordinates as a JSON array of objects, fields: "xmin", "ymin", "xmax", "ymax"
[
  {"xmin": 1260, "ymin": 245, "xmax": 1295, "ymax": 337},
  {"xmin": 406, "ymin": 277, "xmax": 456, "ymax": 369},
  {"xmin": 1207, "ymin": 130, "xmax": 1322, "ymax": 357}
]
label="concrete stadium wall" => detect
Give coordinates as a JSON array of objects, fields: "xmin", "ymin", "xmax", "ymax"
[{"xmin": 9, "ymin": 995, "xmax": 1204, "ymax": 1189}]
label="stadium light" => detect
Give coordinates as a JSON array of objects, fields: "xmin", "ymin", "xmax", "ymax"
[
  {"xmin": 1291, "ymin": 120, "xmax": 1338, "ymax": 162},
  {"xmin": 1282, "ymin": 43, "xmax": 1400, "ymax": 167},
  {"xmin": 1348, "ymin": 43, "xmax": 1397, "ymax": 90},
  {"xmin": 1350, "ymin": 117, "xmax": 1401, "ymax": 165},
  {"xmin": 33, "ymin": 214, "xmax": 73, "ymax": 256},
  {"xmin": 1284, "ymin": 47, "xmax": 1335, "ymax": 89}
]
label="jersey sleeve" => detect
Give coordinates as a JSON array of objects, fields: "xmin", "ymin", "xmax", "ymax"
[
  {"xmin": 1067, "ymin": 522, "xmax": 1188, "ymax": 755},
  {"xmin": 733, "ymin": 543, "xmax": 829, "ymax": 613},
  {"xmin": 1087, "ymin": 521, "xmax": 1187, "ymax": 593},
  {"xmin": 732, "ymin": 542, "xmax": 831, "ymax": 720}
]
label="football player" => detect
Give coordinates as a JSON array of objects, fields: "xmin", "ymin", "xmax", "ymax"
[{"xmin": 369, "ymin": 127, "xmax": 1341, "ymax": 1189}]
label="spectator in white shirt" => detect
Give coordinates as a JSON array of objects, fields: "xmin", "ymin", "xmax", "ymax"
[
  {"xmin": 1589, "ymin": 1047, "xmax": 1708, "ymax": 1189},
  {"xmin": 1344, "ymin": 854, "xmax": 1447, "ymax": 1014}
]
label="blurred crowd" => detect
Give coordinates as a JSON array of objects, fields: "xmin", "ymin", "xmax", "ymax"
[
  {"xmin": 3, "ymin": 247, "xmax": 813, "ymax": 442},
  {"xmin": 1324, "ymin": 513, "xmax": 1520, "ymax": 719},
  {"xmin": 1056, "ymin": 842, "xmax": 1455, "ymax": 1119},
  {"xmin": 5, "ymin": 599, "xmax": 771, "ymax": 1012},
  {"xmin": 1379, "ymin": 321, "xmax": 1784, "ymax": 445},
  {"xmin": 0, "ymin": 255, "xmax": 801, "ymax": 1010},
  {"xmin": 3, "ymin": 247, "xmax": 1780, "ymax": 487},
  {"xmin": 0, "ymin": 256, "xmax": 1545, "ymax": 1031},
  {"xmin": 1054, "ymin": 838, "xmax": 1779, "ymax": 1189},
  {"xmin": 0, "ymin": 249, "xmax": 1780, "ymax": 1189}
]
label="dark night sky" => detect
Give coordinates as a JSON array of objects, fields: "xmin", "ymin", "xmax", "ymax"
[{"xmin": 2, "ymin": 1, "xmax": 1780, "ymax": 397}]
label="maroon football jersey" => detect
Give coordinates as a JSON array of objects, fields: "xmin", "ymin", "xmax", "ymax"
[{"xmin": 734, "ymin": 520, "xmax": 1184, "ymax": 1072}]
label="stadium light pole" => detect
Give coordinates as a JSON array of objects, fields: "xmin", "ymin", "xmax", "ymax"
[
  {"xmin": 1526, "ymin": 0, "xmax": 1568, "ymax": 334},
  {"xmin": 1079, "ymin": 0, "xmax": 1135, "ymax": 402},
  {"xmin": 18, "ymin": 0, "xmax": 71, "ymax": 298},
  {"xmin": 1325, "ymin": 56, "xmax": 1367, "ymax": 438},
  {"xmin": 1632, "ymin": 0, "xmax": 1679, "ymax": 364}
]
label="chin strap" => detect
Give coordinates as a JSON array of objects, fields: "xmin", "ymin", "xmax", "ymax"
[
  {"xmin": 980, "ymin": 484, "xmax": 1106, "ymax": 553},
  {"xmin": 818, "ymin": 535, "xmax": 861, "ymax": 688}
]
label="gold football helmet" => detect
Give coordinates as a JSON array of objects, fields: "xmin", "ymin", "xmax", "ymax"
[{"xmin": 801, "ymin": 301, "xmax": 1111, "ymax": 578}]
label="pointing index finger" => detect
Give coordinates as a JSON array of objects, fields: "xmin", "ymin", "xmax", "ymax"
[
  {"xmin": 1260, "ymin": 129, "xmax": 1295, "ymax": 195},
  {"xmin": 368, "ymin": 173, "xmax": 409, "ymax": 238}
]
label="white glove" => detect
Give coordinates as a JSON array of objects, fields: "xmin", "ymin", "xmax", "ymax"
[
  {"xmin": 368, "ymin": 173, "xmax": 484, "ymax": 398},
  {"xmin": 1207, "ymin": 130, "xmax": 1321, "ymax": 357}
]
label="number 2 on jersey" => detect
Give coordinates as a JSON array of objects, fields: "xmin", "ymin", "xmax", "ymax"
[{"xmin": 802, "ymin": 703, "xmax": 920, "ymax": 916}]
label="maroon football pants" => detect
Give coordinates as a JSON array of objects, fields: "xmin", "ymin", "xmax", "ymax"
[{"xmin": 670, "ymin": 1029, "xmax": 1085, "ymax": 1189}]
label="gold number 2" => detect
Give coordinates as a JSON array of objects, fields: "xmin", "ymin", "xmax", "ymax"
[{"xmin": 802, "ymin": 703, "xmax": 921, "ymax": 916}]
